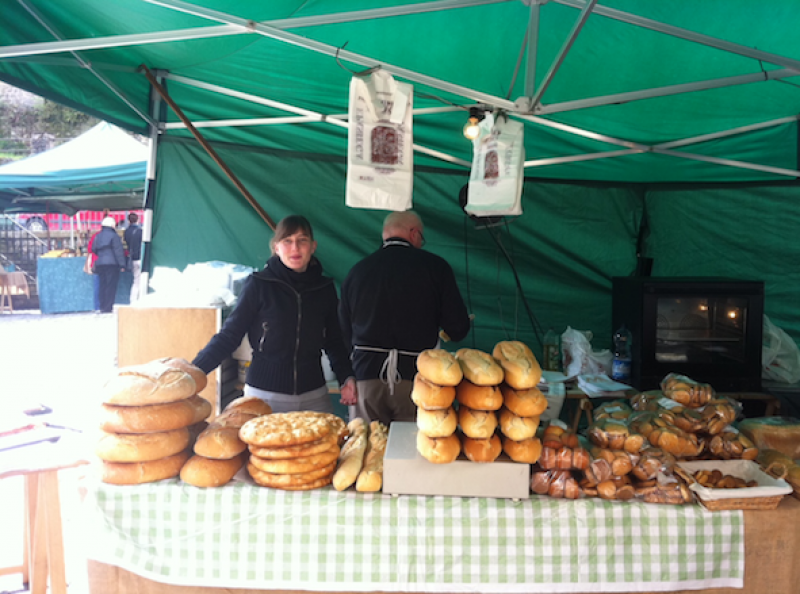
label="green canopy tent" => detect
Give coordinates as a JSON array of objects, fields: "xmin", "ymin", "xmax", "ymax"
[{"xmin": 2, "ymin": 0, "xmax": 799, "ymax": 351}]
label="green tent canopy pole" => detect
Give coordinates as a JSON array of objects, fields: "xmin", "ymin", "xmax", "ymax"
[{"xmin": 139, "ymin": 65, "xmax": 276, "ymax": 231}]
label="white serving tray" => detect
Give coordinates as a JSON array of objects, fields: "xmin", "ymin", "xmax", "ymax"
[{"xmin": 677, "ymin": 459, "xmax": 793, "ymax": 501}]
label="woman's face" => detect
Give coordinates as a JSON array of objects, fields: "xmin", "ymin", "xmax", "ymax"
[{"xmin": 274, "ymin": 230, "xmax": 317, "ymax": 272}]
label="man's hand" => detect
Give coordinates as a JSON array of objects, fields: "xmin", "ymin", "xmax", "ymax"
[{"xmin": 339, "ymin": 377, "xmax": 358, "ymax": 406}]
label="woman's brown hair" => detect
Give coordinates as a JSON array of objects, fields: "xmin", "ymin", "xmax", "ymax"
[{"xmin": 270, "ymin": 215, "xmax": 314, "ymax": 253}]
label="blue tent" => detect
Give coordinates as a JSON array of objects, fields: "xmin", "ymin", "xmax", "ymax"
[{"xmin": 0, "ymin": 122, "xmax": 147, "ymax": 215}]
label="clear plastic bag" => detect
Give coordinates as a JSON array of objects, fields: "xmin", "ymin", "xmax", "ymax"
[{"xmin": 762, "ymin": 315, "xmax": 800, "ymax": 384}]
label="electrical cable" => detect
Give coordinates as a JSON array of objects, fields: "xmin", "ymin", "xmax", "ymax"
[
  {"xmin": 462, "ymin": 213, "xmax": 478, "ymax": 348},
  {"xmin": 484, "ymin": 221, "xmax": 545, "ymax": 349}
]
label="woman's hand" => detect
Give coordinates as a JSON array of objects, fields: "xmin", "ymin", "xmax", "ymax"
[{"xmin": 339, "ymin": 377, "xmax": 358, "ymax": 406}]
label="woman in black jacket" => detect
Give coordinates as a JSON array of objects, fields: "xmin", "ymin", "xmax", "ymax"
[
  {"xmin": 92, "ymin": 216, "xmax": 126, "ymax": 313},
  {"xmin": 192, "ymin": 215, "xmax": 357, "ymax": 413}
]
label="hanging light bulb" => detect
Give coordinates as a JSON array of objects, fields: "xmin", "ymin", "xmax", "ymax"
[{"xmin": 463, "ymin": 106, "xmax": 485, "ymax": 140}]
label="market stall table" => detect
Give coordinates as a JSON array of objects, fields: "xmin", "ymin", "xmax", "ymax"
[
  {"xmin": 36, "ymin": 257, "xmax": 131, "ymax": 314},
  {"xmin": 81, "ymin": 473, "xmax": 800, "ymax": 594}
]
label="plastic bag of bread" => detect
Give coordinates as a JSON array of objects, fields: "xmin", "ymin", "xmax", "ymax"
[
  {"xmin": 593, "ymin": 400, "xmax": 633, "ymax": 422},
  {"xmin": 631, "ymin": 447, "xmax": 676, "ymax": 481},
  {"xmin": 595, "ymin": 475, "xmax": 636, "ymax": 501},
  {"xmin": 758, "ymin": 449, "xmax": 800, "ymax": 490},
  {"xmin": 739, "ymin": 417, "xmax": 800, "ymax": 460},
  {"xmin": 629, "ymin": 411, "xmax": 704, "ymax": 457},
  {"xmin": 704, "ymin": 426, "xmax": 758, "ymax": 460},
  {"xmin": 633, "ymin": 474, "xmax": 693, "ymax": 505},
  {"xmin": 630, "ymin": 391, "xmax": 663, "ymax": 412},
  {"xmin": 586, "ymin": 418, "xmax": 645, "ymax": 454},
  {"xmin": 660, "ymin": 373, "xmax": 714, "ymax": 408},
  {"xmin": 589, "ymin": 447, "xmax": 639, "ymax": 477},
  {"xmin": 539, "ymin": 444, "xmax": 590, "ymax": 471},
  {"xmin": 530, "ymin": 468, "xmax": 582, "ymax": 499},
  {"xmin": 697, "ymin": 398, "xmax": 740, "ymax": 435},
  {"xmin": 655, "ymin": 401, "xmax": 705, "ymax": 434}
]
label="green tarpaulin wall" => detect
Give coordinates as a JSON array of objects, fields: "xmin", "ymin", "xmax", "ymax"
[{"xmin": 154, "ymin": 137, "xmax": 800, "ymax": 354}]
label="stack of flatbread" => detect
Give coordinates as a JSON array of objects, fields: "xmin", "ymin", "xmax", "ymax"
[{"xmin": 240, "ymin": 412, "xmax": 347, "ymax": 490}]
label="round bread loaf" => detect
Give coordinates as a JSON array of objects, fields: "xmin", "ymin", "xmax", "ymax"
[
  {"xmin": 247, "ymin": 461, "xmax": 335, "ymax": 490},
  {"xmin": 248, "ymin": 447, "xmax": 340, "ymax": 474},
  {"xmin": 416, "ymin": 406, "xmax": 458, "ymax": 438},
  {"xmin": 411, "ymin": 374, "xmax": 456, "ymax": 410},
  {"xmin": 101, "ymin": 449, "xmax": 190, "ymax": 485},
  {"xmin": 180, "ymin": 453, "xmax": 244, "ymax": 488},
  {"xmin": 416, "ymin": 431, "xmax": 461, "ymax": 464},
  {"xmin": 239, "ymin": 412, "xmax": 335, "ymax": 447},
  {"xmin": 492, "ymin": 341, "xmax": 541, "ymax": 389},
  {"xmin": 462, "ymin": 434, "xmax": 502, "ymax": 463},
  {"xmin": 458, "ymin": 406, "xmax": 498, "ymax": 439},
  {"xmin": 501, "ymin": 384, "xmax": 548, "ymax": 417},
  {"xmin": 157, "ymin": 357, "xmax": 208, "ymax": 393},
  {"xmin": 96, "ymin": 427, "xmax": 191, "ymax": 462},
  {"xmin": 455, "ymin": 348, "xmax": 504, "ymax": 386},
  {"xmin": 502, "ymin": 436, "xmax": 543, "ymax": 464},
  {"xmin": 222, "ymin": 395, "xmax": 273, "ymax": 417},
  {"xmin": 456, "ymin": 380, "xmax": 503, "ymax": 411},
  {"xmin": 99, "ymin": 395, "xmax": 212, "ymax": 434},
  {"xmin": 416, "ymin": 349, "xmax": 463, "ymax": 386},
  {"xmin": 103, "ymin": 360, "xmax": 197, "ymax": 406},
  {"xmin": 499, "ymin": 407, "xmax": 540, "ymax": 441},
  {"xmin": 249, "ymin": 434, "xmax": 338, "ymax": 459}
]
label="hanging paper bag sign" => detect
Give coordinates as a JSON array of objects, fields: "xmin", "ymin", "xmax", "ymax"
[
  {"xmin": 466, "ymin": 113, "xmax": 524, "ymax": 217},
  {"xmin": 346, "ymin": 70, "xmax": 414, "ymax": 211}
]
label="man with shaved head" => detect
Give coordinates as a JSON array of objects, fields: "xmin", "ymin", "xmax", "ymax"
[{"xmin": 339, "ymin": 210, "xmax": 471, "ymax": 425}]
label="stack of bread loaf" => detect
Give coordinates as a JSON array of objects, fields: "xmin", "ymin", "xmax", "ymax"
[
  {"xmin": 492, "ymin": 341, "xmax": 546, "ymax": 464},
  {"xmin": 453, "ymin": 347, "xmax": 505, "ymax": 463},
  {"xmin": 332, "ymin": 418, "xmax": 389, "ymax": 492},
  {"xmin": 97, "ymin": 358, "xmax": 210, "ymax": 485},
  {"xmin": 413, "ymin": 349, "xmax": 463, "ymax": 463},
  {"xmin": 239, "ymin": 411, "xmax": 348, "ymax": 490},
  {"xmin": 180, "ymin": 395, "xmax": 273, "ymax": 488}
]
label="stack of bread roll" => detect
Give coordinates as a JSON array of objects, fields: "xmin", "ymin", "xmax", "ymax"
[
  {"xmin": 413, "ymin": 349, "xmax": 463, "ymax": 464},
  {"xmin": 180, "ymin": 396, "xmax": 273, "ymax": 488},
  {"xmin": 97, "ymin": 358, "xmax": 210, "ymax": 485},
  {"xmin": 454, "ymin": 348, "xmax": 504, "ymax": 463},
  {"xmin": 333, "ymin": 418, "xmax": 390, "ymax": 492},
  {"xmin": 492, "ymin": 341, "xmax": 545, "ymax": 465},
  {"xmin": 239, "ymin": 411, "xmax": 347, "ymax": 490}
]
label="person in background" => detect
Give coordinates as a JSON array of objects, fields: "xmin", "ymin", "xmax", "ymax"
[
  {"xmin": 192, "ymin": 215, "xmax": 357, "ymax": 414},
  {"xmin": 124, "ymin": 212, "xmax": 143, "ymax": 302},
  {"xmin": 86, "ymin": 230, "xmax": 101, "ymax": 311},
  {"xmin": 339, "ymin": 210, "xmax": 471, "ymax": 426},
  {"xmin": 92, "ymin": 216, "xmax": 126, "ymax": 313}
]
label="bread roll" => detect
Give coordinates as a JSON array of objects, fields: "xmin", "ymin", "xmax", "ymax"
[
  {"xmin": 157, "ymin": 357, "xmax": 208, "ymax": 393},
  {"xmin": 103, "ymin": 360, "xmax": 197, "ymax": 406},
  {"xmin": 501, "ymin": 384, "xmax": 548, "ymax": 417},
  {"xmin": 411, "ymin": 374, "xmax": 456, "ymax": 410},
  {"xmin": 416, "ymin": 431, "xmax": 460, "ymax": 464},
  {"xmin": 416, "ymin": 406, "xmax": 457, "ymax": 438},
  {"xmin": 333, "ymin": 419, "xmax": 368, "ymax": 491},
  {"xmin": 492, "ymin": 341, "xmax": 541, "ymax": 389},
  {"xmin": 416, "ymin": 349, "xmax": 463, "ymax": 386},
  {"xmin": 96, "ymin": 427, "xmax": 190, "ymax": 462},
  {"xmin": 502, "ymin": 436, "xmax": 542, "ymax": 464},
  {"xmin": 180, "ymin": 453, "xmax": 244, "ymax": 487},
  {"xmin": 356, "ymin": 421, "xmax": 388, "ymax": 492},
  {"xmin": 462, "ymin": 434, "xmax": 502, "ymax": 463},
  {"xmin": 498, "ymin": 407, "xmax": 540, "ymax": 441},
  {"xmin": 101, "ymin": 450, "xmax": 190, "ymax": 485},
  {"xmin": 455, "ymin": 348, "xmax": 504, "ymax": 386},
  {"xmin": 458, "ymin": 406, "xmax": 498, "ymax": 439},
  {"xmin": 222, "ymin": 395, "xmax": 273, "ymax": 417},
  {"xmin": 455, "ymin": 380, "xmax": 503, "ymax": 411},
  {"xmin": 99, "ymin": 395, "xmax": 212, "ymax": 434}
]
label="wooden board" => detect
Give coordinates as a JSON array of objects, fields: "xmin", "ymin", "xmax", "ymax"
[{"xmin": 117, "ymin": 306, "xmax": 222, "ymax": 419}]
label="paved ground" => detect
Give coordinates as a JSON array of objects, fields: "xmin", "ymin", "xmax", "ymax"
[{"xmin": 1, "ymin": 310, "xmax": 118, "ymax": 594}]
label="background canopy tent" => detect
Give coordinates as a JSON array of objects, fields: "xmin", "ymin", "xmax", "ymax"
[
  {"xmin": 1, "ymin": 0, "xmax": 799, "ymax": 352},
  {"xmin": 0, "ymin": 121, "xmax": 147, "ymax": 215}
]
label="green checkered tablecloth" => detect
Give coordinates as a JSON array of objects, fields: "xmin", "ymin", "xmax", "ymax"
[{"xmin": 86, "ymin": 478, "xmax": 744, "ymax": 592}]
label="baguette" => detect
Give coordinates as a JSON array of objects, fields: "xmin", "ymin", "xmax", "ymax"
[
  {"xmin": 180, "ymin": 453, "xmax": 245, "ymax": 488},
  {"xmin": 194, "ymin": 408, "xmax": 260, "ymax": 460},
  {"xmin": 356, "ymin": 421, "xmax": 388, "ymax": 492},
  {"xmin": 332, "ymin": 418, "xmax": 369, "ymax": 491}
]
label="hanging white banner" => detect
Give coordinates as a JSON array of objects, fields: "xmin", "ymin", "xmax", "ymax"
[
  {"xmin": 346, "ymin": 70, "xmax": 414, "ymax": 211},
  {"xmin": 466, "ymin": 113, "xmax": 524, "ymax": 217}
]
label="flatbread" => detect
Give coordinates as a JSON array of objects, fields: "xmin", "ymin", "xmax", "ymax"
[
  {"xmin": 248, "ymin": 434, "xmax": 338, "ymax": 459},
  {"xmin": 239, "ymin": 412, "xmax": 334, "ymax": 447},
  {"xmin": 247, "ymin": 461, "xmax": 335, "ymax": 489},
  {"xmin": 248, "ymin": 447, "xmax": 340, "ymax": 474}
]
